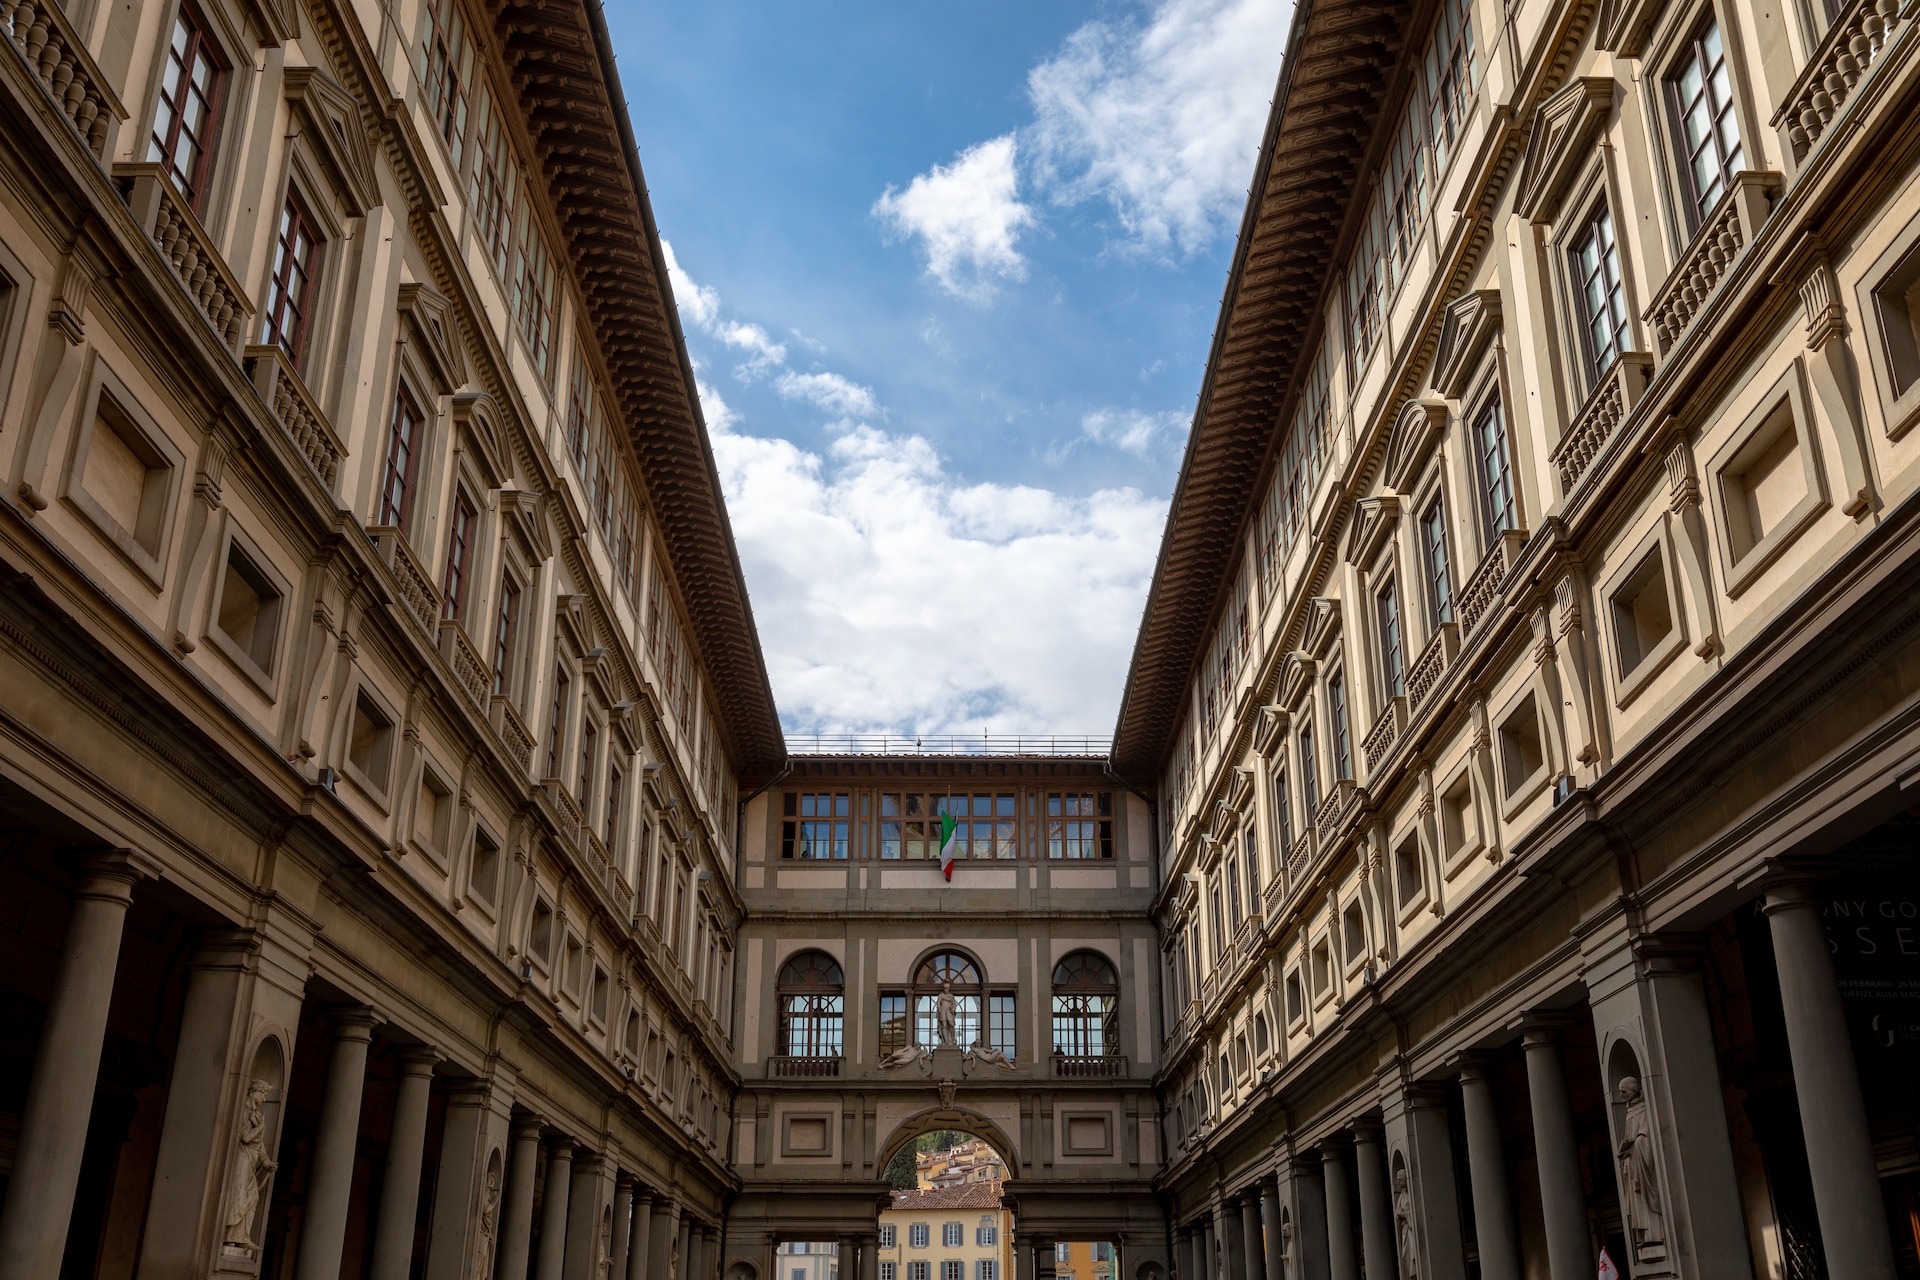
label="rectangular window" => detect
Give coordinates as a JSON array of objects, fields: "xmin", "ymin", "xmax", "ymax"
[
  {"xmin": 415, "ymin": 0, "xmax": 475, "ymax": 165},
  {"xmin": 260, "ymin": 196, "xmax": 320, "ymax": 364},
  {"xmin": 909, "ymin": 1265, "xmax": 929, "ymax": 1280},
  {"xmin": 977, "ymin": 1227, "xmax": 998, "ymax": 1247},
  {"xmin": 1421, "ymin": 500, "xmax": 1454, "ymax": 625},
  {"xmin": 1242, "ymin": 826, "xmax": 1261, "ymax": 912},
  {"xmin": 606, "ymin": 764, "xmax": 623, "ymax": 847},
  {"xmin": 780, "ymin": 791, "xmax": 850, "ymax": 859},
  {"xmin": 1226, "ymin": 856, "xmax": 1242, "ymax": 928},
  {"xmin": 148, "ymin": 6, "xmax": 224, "ymax": 209},
  {"xmin": 442, "ymin": 492, "xmax": 475, "ymax": 621},
  {"xmin": 1209, "ymin": 885, "xmax": 1225, "ymax": 956},
  {"xmin": 1669, "ymin": 18, "xmax": 1744, "ymax": 228},
  {"xmin": 943, "ymin": 1263, "xmax": 963, "ymax": 1280},
  {"xmin": 1572, "ymin": 202, "xmax": 1630, "ymax": 382},
  {"xmin": 879, "ymin": 993, "xmax": 908, "ymax": 1056},
  {"xmin": 491, "ymin": 575, "xmax": 520, "ymax": 697},
  {"xmin": 979, "ymin": 1261, "xmax": 999, "ymax": 1280},
  {"xmin": 1047, "ymin": 791, "xmax": 1113, "ymax": 858},
  {"xmin": 1377, "ymin": 579, "xmax": 1405, "ymax": 699},
  {"xmin": 1329, "ymin": 673, "xmax": 1352, "ymax": 780},
  {"xmin": 545, "ymin": 664, "xmax": 568, "ymax": 780},
  {"xmin": 943, "ymin": 1224, "xmax": 963, "ymax": 1248},
  {"xmin": 1299, "ymin": 725, "xmax": 1319, "ymax": 818},
  {"xmin": 511, "ymin": 209, "xmax": 558, "ymax": 376},
  {"xmin": 379, "ymin": 388, "xmax": 424, "ymax": 529},
  {"xmin": 989, "ymin": 992, "xmax": 1016, "ymax": 1057},
  {"xmin": 879, "ymin": 1227, "xmax": 897, "ymax": 1249},
  {"xmin": 882, "ymin": 1266, "xmax": 897, "ymax": 1280},
  {"xmin": 467, "ymin": 85, "xmax": 520, "ymax": 279},
  {"xmin": 1272, "ymin": 767, "xmax": 1293, "ymax": 856},
  {"xmin": 880, "ymin": 793, "xmax": 1014, "ymax": 859},
  {"xmin": 910, "ymin": 1226, "xmax": 930, "ymax": 1250},
  {"xmin": 578, "ymin": 716, "xmax": 596, "ymax": 809},
  {"xmin": 1475, "ymin": 396, "xmax": 1516, "ymax": 544},
  {"xmin": 1424, "ymin": 0, "xmax": 1477, "ymax": 169}
]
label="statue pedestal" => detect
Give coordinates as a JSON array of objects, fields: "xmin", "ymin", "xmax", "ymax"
[{"xmin": 929, "ymin": 1045, "xmax": 965, "ymax": 1083}]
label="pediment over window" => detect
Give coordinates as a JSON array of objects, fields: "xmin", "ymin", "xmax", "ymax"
[
  {"xmin": 397, "ymin": 283, "xmax": 469, "ymax": 395},
  {"xmin": 283, "ymin": 67, "xmax": 377, "ymax": 215},
  {"xmin": 1383, "ymin": 398, "xmax": 1448, "ymax": 493},
  {"xmin": 451, "ymin": 392, "xmax": 508, "ymax": 485},
  {"xmin": 1227, "ymin": 766, "xmax": 1256, "ymax": 814},
  {"xmin": 1344, "ymin": 492, "xmax": 1402, "ymax": 566},
  {"xmin": 500, "ymin": 487, "xmax": 552, "ymax": 562},
  {"xmin": 1430, "ymin": 291, "xmax": 1503, "ymax": 400},
  {"xmin": 1596, "ymin": 0, "xmax": 1667, "ymax": 56},
  {"xmin": 1278, "ymin": 652, "xmax": 1317, "ymax": 709},
  {"xmin": 1302, "ymin": 597, "xmax": 1341, "ymax": 658},
  {"xmin": 1515, "ymin": 79, "xmax": 1617, "ymax": 223},
  {"xmin": 1254, "ymin": 704, "xmax": 1289, "ymax": 757}
]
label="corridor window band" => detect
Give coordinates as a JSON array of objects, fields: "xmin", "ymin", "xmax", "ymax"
[
  {"xmin": 780, "ymin": 788, "xmax": 1114, "ymax": 859},
  {"xmin": 879, "ymin": 950, "xmax": 1015, "ymax": 1057},
  {"xmin": 1051, "ymin": 951, "xmax": 1119, "ymax": 1057},
  {"xmin": 776, "ymin": 951, "xmax": 844, "ymax": 1058}
]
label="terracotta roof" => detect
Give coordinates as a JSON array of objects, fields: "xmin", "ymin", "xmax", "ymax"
[
  {"xmin": 889, "ymin": 1180, "xmax": 1006, "ymax": 1211},
  {"xmin": 1109, "ymin": 0, "xmax": 1417, "ymax": 779},
  {"xmin": 483, "ymin": 0, "xmax": 787, "ymax": 781}
]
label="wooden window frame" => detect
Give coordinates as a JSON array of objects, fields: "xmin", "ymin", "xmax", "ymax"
[
  {"xmin": 260, "ymin": 192, "xmax": 322, "ymax": 365},
  {"xmin": 148, "ymin": 2, "xmax": 228, "ymax": 211}
]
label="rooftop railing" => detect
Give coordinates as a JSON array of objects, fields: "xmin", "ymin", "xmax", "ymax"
[{"xmin": 785, "ymin": 733, "xmax": 1112, "ymax": 757}]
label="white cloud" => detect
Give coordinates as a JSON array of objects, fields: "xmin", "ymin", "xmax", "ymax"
[
  {"xmin": 873, "ymin": 135, "xmax": 1036, "ymax": 301},
  {"xmin": 709, "ymin": 412, "xmax": 1165, "ymax": 736},
  {"xmin": 1080, "ymin": 408, "xmax": 1189, "ymax": 455},
  {"xmin": 715, "ymin": 320, "xmax": 787, "ymax": 378},
  {"xmin": 775, "ymin": 370, "xmax": 880, "ymax": 419},
  {"xmin": 660, "ymin": 238, "xmax": 718, "ymax": 329},
  {"xmin": 1028, "ymin": 0, "xmax": 1291, "ymax": 254}
]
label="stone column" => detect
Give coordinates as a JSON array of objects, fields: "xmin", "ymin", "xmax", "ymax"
[
  {"xmin": 1196, "ymin": 1218, "xmax": 1214, "ymax": 1280},
  {"xmin": 370, "ymin": 1049, "xmax": 440, "ymax": 1280},
  {"xmin": 1351, "ymin": 1125, "xmax": 1394, "ymax": 1280},
  {"xmin": 425, "ymin": 1079, "xmax": 514, "ymax": 1280},
  {"xmin": 563, "ymin": 1153, "xmax": 611, "ymax": 1280},
  {"xmin": 675, "ymin": 1215, "xmax": 693, "ymax": 1280},
  {"xmin": 1521, "ymin": 1024, "xmax": 1591, "ymax": 1280},
  {"xmin": 0, "ymin": 851, "xmax": 142, "ymax": 1280},
  {"xmin": 498, "ymin": 1119, "xmax": 544, "ymax": 1280},
  {"xmin": 623, "ymin": 1189, "xmax": 652, "ymax": 1280},
  {"xmin": 533, "ymin": 1140, "xmax": 574, "ymax": 1280},
  {"xmin": 646, "ymin": 1198, "xmax": 678, "ymax": 1280},
  {"xmin": 1287, "ymin": 1157, "xmax": 1330, "ymax": 1280},
  {"xmin": 1381, "ymin": 1083, "xmax": 1465, "ymax": 1280},
  {"xmin": 1240, "ymin": 1190, "xmax": 1266, "ymax": 1280},
  {"xmin": 859, "ymin": 1233, "xmax": 879, "ymax": 1280},
  {"xmin": 1457, "ymin": 1061, "xmax": 1519, "ymax": 1280},
  {"xmin": 1258, "ymin": 1180, "xmax": 1285, "ymax": 1280},
  {"xmin": 294, "ymin": 1007, "xmax": 380, "ymax": 1280},
  {"xmin": 611, "ymin": 1178, "xmax": 634, "ymax": 1280},
  {"xmin": 1764, "ymin": 883, "xmax": 1898, "ymax": 1280},
  {"xmin": 1219, "ymin": 1197, "xmax": 1248, "ymax": 1280},
  {"xmin": 838, "ymin": 1235, "xmax": 858, "ymax": 1280},
  {"xmin": 1320, "ymin": 1145, "xmax": 1357, "ymax": 1280},
  {"xmin": 1035, "ymin": 1237, "xmax": 1057, "ymax": 1280},
  {"xmin": 1018, "ymin": 1234, "xmax": 1037, "ymax": 1280}
]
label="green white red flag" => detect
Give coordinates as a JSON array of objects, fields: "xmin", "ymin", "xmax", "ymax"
[{"xmin": 939, "ymin": 811, "xmax": 959, "ymax": 880}]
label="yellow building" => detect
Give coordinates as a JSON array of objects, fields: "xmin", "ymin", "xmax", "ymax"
[
  {"xmin": 1051, "ymin": 1242, "xmax": 1116, "ymax": 1280},
  {"xmin": 878, "ymin": 1181, "xmax": 1015, "ymax": 1280},
  {"xmin": 916, "ymin": 1139, "xmax": 1008, "ymax": 1190}
]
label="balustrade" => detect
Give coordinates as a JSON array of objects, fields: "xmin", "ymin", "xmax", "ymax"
[
  {"xmin": 246, "ymin": 345, "xmax": 343, "ymax": 489},
  {"xmin": 1551, "ymin": 352, "xmax": 1653, "ymax": 494},
  {"xmin": 366, "ymin": 526, "xmax": 441, "ymax": 639},
  {"xmin": 1406, "ymin": 622, "xmax": 1458, "ymax": 712},
  {"xmin": 1645, "ymin": 172, "xmax": 1780, "ymax": 356},
  {"xmin": 770, "ymin": 1056, "xmax": 841, "ymax": 1078},
  {"xmin": 438, "ymin": 620, "xmax": 491, "ymax": 711},
  {"xmin": 491, "ymin": 695, "xmax": 534, "ymax": 772},
  {"xmin": 1459, "ymin": 529, "xmax": 1527, "ymax": 638},
  {"xmin": 1053, "ymin": 1054, "xmax": 1126, "ymax": 1078},
  {"xmin": 1775, "ymin": 0, "xmax": 1907, "ymax": 161},
  {"xmin": 116, "ymin": 163, "xmax": 251, "ymax": 350},
  {"xmin": 0, "ymin": 0, "xmax": 123, "ymax": 158},
  {"xmin": 1361, "ymin": 697, "xmax": 1406, "ymax": 775}
]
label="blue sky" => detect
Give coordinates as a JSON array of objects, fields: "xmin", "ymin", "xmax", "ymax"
[{"xmin": 606, "ymin": 0, "xmax": 1292, "ymax": 737}]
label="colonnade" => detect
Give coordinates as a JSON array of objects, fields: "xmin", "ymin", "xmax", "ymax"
[
  {"xmin": 1170, "ymin": 881, "xmax": 1899, "ymax": 1280},
  {"xmin": 0, "ymin": 853, "xmax": 719, "ymax": 1280}
]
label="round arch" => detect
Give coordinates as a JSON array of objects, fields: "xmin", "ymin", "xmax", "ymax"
[
  {"xmin": 907, "ymin": 944, "xmax": 989, "ymax": 985},
  {"xmin": 876, "ymin": 1105, "xmax": 1022, "ymax": 1180}
]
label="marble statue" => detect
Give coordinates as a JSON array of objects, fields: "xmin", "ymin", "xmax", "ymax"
[
  {"xmin": 879, "ymin": 1042, "xmax": 931, "ymax": 1071},
  {"xmin": 1393, "ymin": 1165, "xmax": 1419, "ymax": 1280},
  {"xmin": 1616, "ymin": 1076, "xmax": 1665, "ymax": 1258},
  {"xmin": 936, "ymin": 980, "xmax": 958, "ymax": 1047},
  {"xmin": 965, "ymin": 1039, "xmax": 1017, "ymax": 1071},
  {"xmin": 222, "ymin": 1079, "xmax": 278, "ymax": 1251},
  {"xmin": 471, "ymin": 1166, "xmax": 500, "ymax": 1280}
]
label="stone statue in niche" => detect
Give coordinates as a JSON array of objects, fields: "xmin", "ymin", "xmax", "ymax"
[
  {"xmin": 471, "ymin": 1165, "xmax": 500, "ymax": 1280},
  {"xmin": 1278, "ymin": 1219, "xmax": 1295, "ymax": 1280},
  {"xmin": 1393, "ymin": 1165, "xmax": 1419, "ymax": 1280},
  {"xmin": 1615, "ymin": 1076, "xmax": 1667, "ymax": 1261},
  {"xmin": 222, "ymin": 1079, "xmax": 278, "ymax": 1251},
  {"xmin": 936, "ymin": 980, "xmax": 959, "ymax": 1047}
]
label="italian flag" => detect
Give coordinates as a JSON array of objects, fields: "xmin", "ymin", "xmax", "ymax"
[{"xmin": 940, "ymin": 812, "xmax": 960, "ymax": 880}]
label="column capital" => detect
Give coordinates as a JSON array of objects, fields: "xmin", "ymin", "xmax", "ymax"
[
  {"xmin": 397, "ymin": 1045, "xmax": 442, "ymax": 1074},
  {"xmin": 1510, "ymin": 1008, "xmax": 1577, "ymax": 1045},
  {"xmin": 75, "ymin": 847, "xmax": 160, "ymax": 892},
  {"xmin": 331, "ymin": 1004, "xmax": 382, "ymax": 1040},
  {"xmin": 546, "ymin": 1135, "xmax": 575, "ymax": 1158},
  {"xmin": 1760, "ymin": 876, "xmax": 1826, "ymax": 913},
  {"xmin": 1350, "ymin": 1115, "xmax": 1384, "ymax": 1141},
  {"xmin": 511, "ymin": 1113, "xmax": 546, "ymax": 1140},
  {"xmin": 631, "ymin": 1185, "xmax": 654, "ymax": 1205},
  {"xmin": 615, "ymin": 1171, "xmax": 635, "ymax": 1189},
  {"xmin": 1630, "ymin": 930, "xmax": 1710, "ymax": 973},
  {"xmin": 1447, "ymin": 1049, "xmax": 1498, "ymax": 1082}
]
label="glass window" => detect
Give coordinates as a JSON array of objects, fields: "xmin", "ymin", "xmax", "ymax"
[
  {"xmin": 1377, "ymin": 579, "xmax": 1405, "ymax": 699},
  {"xmin": 1669, "ymin": 18, "xmax": 1744, "ymax": 227},
  {"xmin": 1572, "ymin": 202, "xmax": 1631, "ymax": 382},
  {"xmin": 879, "ymin": 993, "xmax": 908, "ymax": 1056},
  {"xmin": 1475, "ymin": 396, "xmax": 1517, "ymax": 545},
  {"xmin": 1421, "ymin": 500, "xmax": 1454, "ymax": 626},
  {"xmin": 1209, "ymin": 886, "xmax": 1225, "ymax": 956},
  {"xmin": 914, "ymin": 951, "xmax": 982, "ymax": 1047},
  {"xmin": 148, "ymin": 6, "xmax": 224, "ymax": 209},
  {"xmin": 943, "ymin": 1224, "xmax": 963, "ymax": 1248},
  {"xmin": 910, "ymin": 1266, "xmax": 928, "ymax": 1280},
  {"xmin": 777, "ymin": 952, "xmax": 844, "ymax": 1056},
  {"xmin": 1272, "ymin": 767, "xmax": 1293, "ymax": 855},
  {"xmin": 1046, "ymin": 791, "xmax": 1113, "ymax": 858},
  {"xmin": 1052, "ymin": 952, "xmax": 1118, "ymax": 1056},
  {"xmin": 577, "ymin": 717, "xmax": 596, "ymax": 809},
  {"xmin": 544, "ymin": 664, "xmax": 568, "ymax": 780},
  {"xmin": 1299, "ymin": 724, "xmax": 1319, "ymax": 818},
  {"xmin": 260, "ymin": 196, "xmax": 320, "ymax": 364},
  {"xmin": 379, "ymin": 387, "xmax": 424, "ymax": 530},
  {"xmin": 491, "ymin": 575, "xmax": 520, "ymax": 697},
  {"xmin": 416, "ymin": 0, "xmax": 475, "ymax": 165},
  {"xmin": 781, "ymin": 792, "xmax": 850, "ymax": 859},
  {"xmin": 1242, "ymin": 826, "xmax": 1261, "ymax": 913},
  {"xmin": 1226, "ymin": 856, "xmax": 1242, "ymax": 928},
  {"xmin": 881, "ymin": 793, "xmax": 1014, "ymax": 859},
  {"xmin": 1329, "ymin": 673, "xmax": 1353, "ymax": 780},
  {"xmin": 910, "ymin": 1226, "xmax": 930, "ymax": 1250},
  {"xmin": 943, "ymin": 1264, "xmax": 964, "ymax": 1280},
  {"xmin": 881, "ymin": 1265, "xmax": 897, "ymax": 1280},
  {"xmin": 879, "ymin": 1228, "xmax": 897, "ymax": 1250},
  {"xmin": 442, "ymin": 492, "xmax": 475, "ymax": 622},
  {"xmin": 989, "ymin": 992, "xmax": 1017, "ymax": 1058}
]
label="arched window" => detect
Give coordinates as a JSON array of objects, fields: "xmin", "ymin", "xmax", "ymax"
[
  {"xmin": 777, "ymin": 951, "xmax": 844, "ymax": 1057},
  {"xmin": 913, "ymin": 950, "xmax": 981, "ymax": 1049},
  {"xmin": 1051, "ymin": 951, "xmax": 1118, "ymax": 1057}
]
